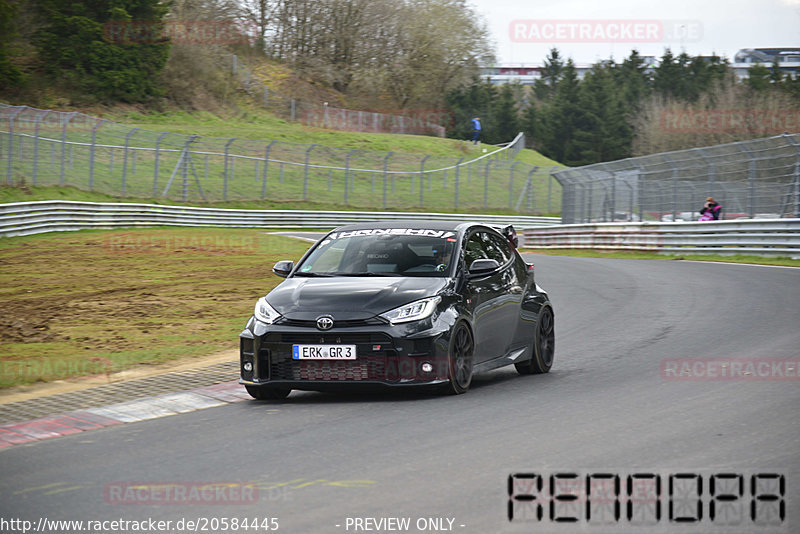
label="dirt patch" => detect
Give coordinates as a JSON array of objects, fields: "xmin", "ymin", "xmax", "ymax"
[
  {"xmin": 0, "ymin": 316, "xmax": 65, "ymax": 343},
  {"xmin": 0, "ymin": 227, "xmax": 312, "ymax": 388}
]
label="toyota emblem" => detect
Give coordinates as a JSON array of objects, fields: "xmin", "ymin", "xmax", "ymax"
[{"xmin": 316, "ymin": 315, "xmax": 334, "ymax": 330}]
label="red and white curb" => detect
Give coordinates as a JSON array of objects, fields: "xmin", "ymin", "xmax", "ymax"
[{"xmin": 0, "ymin": 381, "xmax": 249, "ymax": 449}]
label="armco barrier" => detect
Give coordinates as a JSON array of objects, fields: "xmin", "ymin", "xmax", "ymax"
[
  {"xmin": 0, "ymin": 201, "xmax": 560, "ymax": 238},
  {"xmin": 521, "ymin": 219, "xmax": 800, "ymax": 258}
]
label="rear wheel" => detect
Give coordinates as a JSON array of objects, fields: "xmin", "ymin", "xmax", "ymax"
[
  {"xmin": 515, "ymin": 306, "xmax": 555, "ymax": 375},
  {"xmin": 446, "ymin": 322, "xmax": 474, "ymax": 394},
  {"xmin": 245, "ymin": 385, "xmax": 291, "ymax": 400}
]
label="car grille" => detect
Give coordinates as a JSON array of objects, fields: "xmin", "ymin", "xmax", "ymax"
[
  {"xmin": 270, "ymin": 356, "xmax": 388, "ymax": 381},
  {"xmin": 262, "ymin": 332, "xmax": 394, "ymax": 381},
  {"xmin": 276, "ymin": 317, "xmax": 386, "ymax": 328}
]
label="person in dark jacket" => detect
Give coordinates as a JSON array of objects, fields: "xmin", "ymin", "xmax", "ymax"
[
  {"xmin": 471, "ymin": 117, "xmax": 481, "ymax": 145},
  {"xmin": 699, "ymin": 197, "xmax": 722, "ymax": 221}
]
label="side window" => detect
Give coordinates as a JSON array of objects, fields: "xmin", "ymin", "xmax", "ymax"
[
  {"xmin": 465, "ymin": 233, "xmax": 487, "ymax": 266},
  {"xmin": 483, "ymin": 232, "xmax": 511, "ymax": 264}
]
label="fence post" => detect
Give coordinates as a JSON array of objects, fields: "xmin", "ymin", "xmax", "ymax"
[
  {"xmin": 32, "ymin": 110, "xmax": 49, "ymax": 185},
  {"xmin": 662, "ymin": 154, "xmax": 679, "ymax": 221},
  {"xmin": 509, "ymin": 161, "xmax": 520, "ymax": 209},
  {"xmin": 303, "ymin": 144, "xmax": 316, "ymax": 201},
  {"xmin": 454, "ymin": 158, "xmax": 464, "ymax": 210},
  {"xmin": 232, "ymin": 54, "xmax": 237, "ymax": 74},
  {"xmin": 382, "ymin": 152, "xmax": 392, "ymax": 209},
  {"xmin": 224, "ymin": 138, "xmax": 236, "ymax": 201},
  {"xmin": 738, "ymin": 144, "xmax": 757, "ymax": 218},
  {"xmin": 782, "ymin": 135, "xmax": 800, "ymax": 218},
  {"xmin": 263, "ymin": 86, "xmax": 269, "ymax": 107},
  {"xmin": 89, "ymin": 119, "xmax": 106, "ymax": 192},
  {"xmin": 291, "ymin": 99, "xmax": 296, "ymax": 122},
  {"xmin": 344, "ymin": 149, "xmax": 356, "ymax": 205},
  {"xmin": 59, "ymin": 112, "xmax": 76, "ymax": 186},
  {"xmin": 419, "ymin": 155, "xmax": 430, "ymax": 207},
  {"xmin": 122, "ymin": 127, "xmax": 139, "ymax": 196},
  {"xmin": 262, "ymin": 140, "xmax": 276, "ymax": 200},
  {"xmin": 5, "ymin": 107, "xmax": 23, "ymax": 184},
  {"xmin": 153, "ymin": 132, "xmax": 168, "ymax": 197},
  {"xmin": 483, "ymin": 160, "xmax": 492, "ymax": 208}
]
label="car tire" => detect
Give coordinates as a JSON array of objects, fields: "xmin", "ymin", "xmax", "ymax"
[
  {"xmin": 245, "ymin": 385, "xmax": 291, "ymax": 400},
  {"xmin": 515, "ymin": 306, "xmax": 555, "ymax": 375},
  {"xmin": 446, "ymin": 322, "xmax": 474, "ymax": 394}
]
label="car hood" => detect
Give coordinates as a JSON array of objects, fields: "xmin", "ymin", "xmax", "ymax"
[{"xmin": 267, "ymin": 277, "xmax": 450, "ymax": 321}]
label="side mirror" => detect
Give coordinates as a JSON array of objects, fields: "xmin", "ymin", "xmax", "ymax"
[
  {"xmin": 273, "ymin": 260, "xmax": 294, "ymax": 278},
  {"xmin": 468, "ymin": 258, "xmax": 500, "ymax": 276}
]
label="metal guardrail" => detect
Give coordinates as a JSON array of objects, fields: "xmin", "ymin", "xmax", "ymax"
[
  {"xmin": 0, "ymin": 201, "xmax": 561, "ymax": 238},
  {"xmin": 520, "ymin": 220, "xmax": 800, "ymax": 258}
]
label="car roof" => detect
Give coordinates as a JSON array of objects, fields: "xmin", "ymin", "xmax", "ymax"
[{"xmin": 331, "ymin": 220, "xmax": 484, "ymax": 234}]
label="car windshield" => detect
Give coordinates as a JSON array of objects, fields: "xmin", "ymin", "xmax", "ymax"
[{"xmin": 296, "ymin": 230, "xmax": 458, "ymax": 277}]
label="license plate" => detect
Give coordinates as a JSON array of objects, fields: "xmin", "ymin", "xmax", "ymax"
[{"xmin": 292, "ymin": 344, "xmax": 357, "ymax": 360}]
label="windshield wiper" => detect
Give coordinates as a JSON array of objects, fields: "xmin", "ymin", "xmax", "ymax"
[{"xmin": 293, "ymin": 272, "xmax": 336, "ymax": 277}]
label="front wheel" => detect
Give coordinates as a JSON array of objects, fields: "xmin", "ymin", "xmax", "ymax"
[
  {"xmin": 245, "ymin": 385, "xmax": 291, "ymax": 400},
  {"xmin": 515, "ymin": 306, "xmax": 555, "ymax": 375},
  {"xmin": 446, "ymin": 322, "xmax": 474, "ymax": 394}
]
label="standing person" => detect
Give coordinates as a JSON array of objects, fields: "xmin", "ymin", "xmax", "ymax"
[
  {"xmin": 699, "ymin": 197, "xmax": 722, "ymax": 221},
  {"xmin": 471, "ymin": 117, "xmax": 481, "ymax": 145}
]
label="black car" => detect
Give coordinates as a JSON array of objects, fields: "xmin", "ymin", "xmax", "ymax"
[{"xmin": 239, "ymin": 221, "xmax": 554, "ymax": 399}]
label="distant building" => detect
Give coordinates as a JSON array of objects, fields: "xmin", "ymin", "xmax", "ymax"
[
  {"xmin": 732, "ymin": 48, "xmax": 800, "ymax": 79},
  {"xmin": 479, "ymin": 56, "xmax": 658, "ymax": 85}
]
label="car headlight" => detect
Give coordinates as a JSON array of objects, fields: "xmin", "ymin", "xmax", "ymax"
[
  {"xmin": 380, "ymin": 296, "xmax": 441, "ymax": 325},
  {"xmin": 254, "ymin": 297, "xmax": 281, "ymax": 324}
]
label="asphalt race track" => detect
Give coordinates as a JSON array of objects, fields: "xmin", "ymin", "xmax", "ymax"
[{"xmin": 0, "ymin": 254, "xmax": 798, "ymax": 534}]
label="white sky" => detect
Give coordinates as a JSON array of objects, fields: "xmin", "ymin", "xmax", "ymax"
[{"xmin": 467, "ymin": 0, "xmax": 800, "ymax": 65}]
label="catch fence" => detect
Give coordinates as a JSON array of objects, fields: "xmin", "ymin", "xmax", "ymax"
[
  {"xmin": 0, "ymin": 104, "xmax": 561, "ymax": 214},
  {"xmin": 554, "ymin": 134, "xmax": 800, "ymax": 223}
]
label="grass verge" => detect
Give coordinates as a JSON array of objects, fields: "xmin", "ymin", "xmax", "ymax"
[
  {"xmin": 0, "ymin": 227, "xmax": 312, "ymax": 389},
  {"xmin": 521, "ymin": 248, "xmax": 800, "ymax": 267}
]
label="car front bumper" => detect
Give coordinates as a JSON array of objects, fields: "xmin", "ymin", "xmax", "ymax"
[{"xmin": 239, "ymin": 317, "xmax": 453, "ymax": 392}]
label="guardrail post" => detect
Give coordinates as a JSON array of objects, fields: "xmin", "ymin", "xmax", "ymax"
[
  {"xmin": 59, "ymin": 112, "xmax": 76, "ymax": 186},
  {"xmin": 303, "ymin": 144, "xmax": 316, "ymax": 201},
  {"xmin": 262, "ymin": 140, "xmax": 276, "ymax": 200},
  {"xmin": 32, "ymin": 110, "xmax": 49, "ymax": 185},
  {"xmin": 382, "ymin": 152, "xmax": 392, "ymax": 209},
  {"xmin": 223, "ymin": 138, "xmax": 236, "ymax": 201},
  {"xmin": 122, "ymin": 127, "xmax": 139, "ymax": 196},
  {"xmin": 419, "ymin": 155, "xmax": 430, "ymax": 207},
  {"xmin": 153, "ymin": 132, "xmax": 168, "ymax": 197},
  {"xmin": 344, "ymin": 149, "xmax": 356, "ymax": 205}
]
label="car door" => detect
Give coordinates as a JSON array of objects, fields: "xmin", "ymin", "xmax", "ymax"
[{"xmin": 462, "ymin": 230, "xmax": 521, "ymax": 363}]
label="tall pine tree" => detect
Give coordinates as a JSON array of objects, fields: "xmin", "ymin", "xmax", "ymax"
[{"xmin": 32, "ymin": 0, "xmax": 170, "ymax": 102}]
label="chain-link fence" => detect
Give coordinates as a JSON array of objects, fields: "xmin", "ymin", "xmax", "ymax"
[
  {"xmin": 0, "ymin": 104, "xmax": 562, "ymax": 214},
  {"xmin": 554, "ymin": 134, "xmax": 800, "ymax": 223},
  {"xmin": 232, "ymin": 55, "xmax": 447, "ymax": 137}
]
